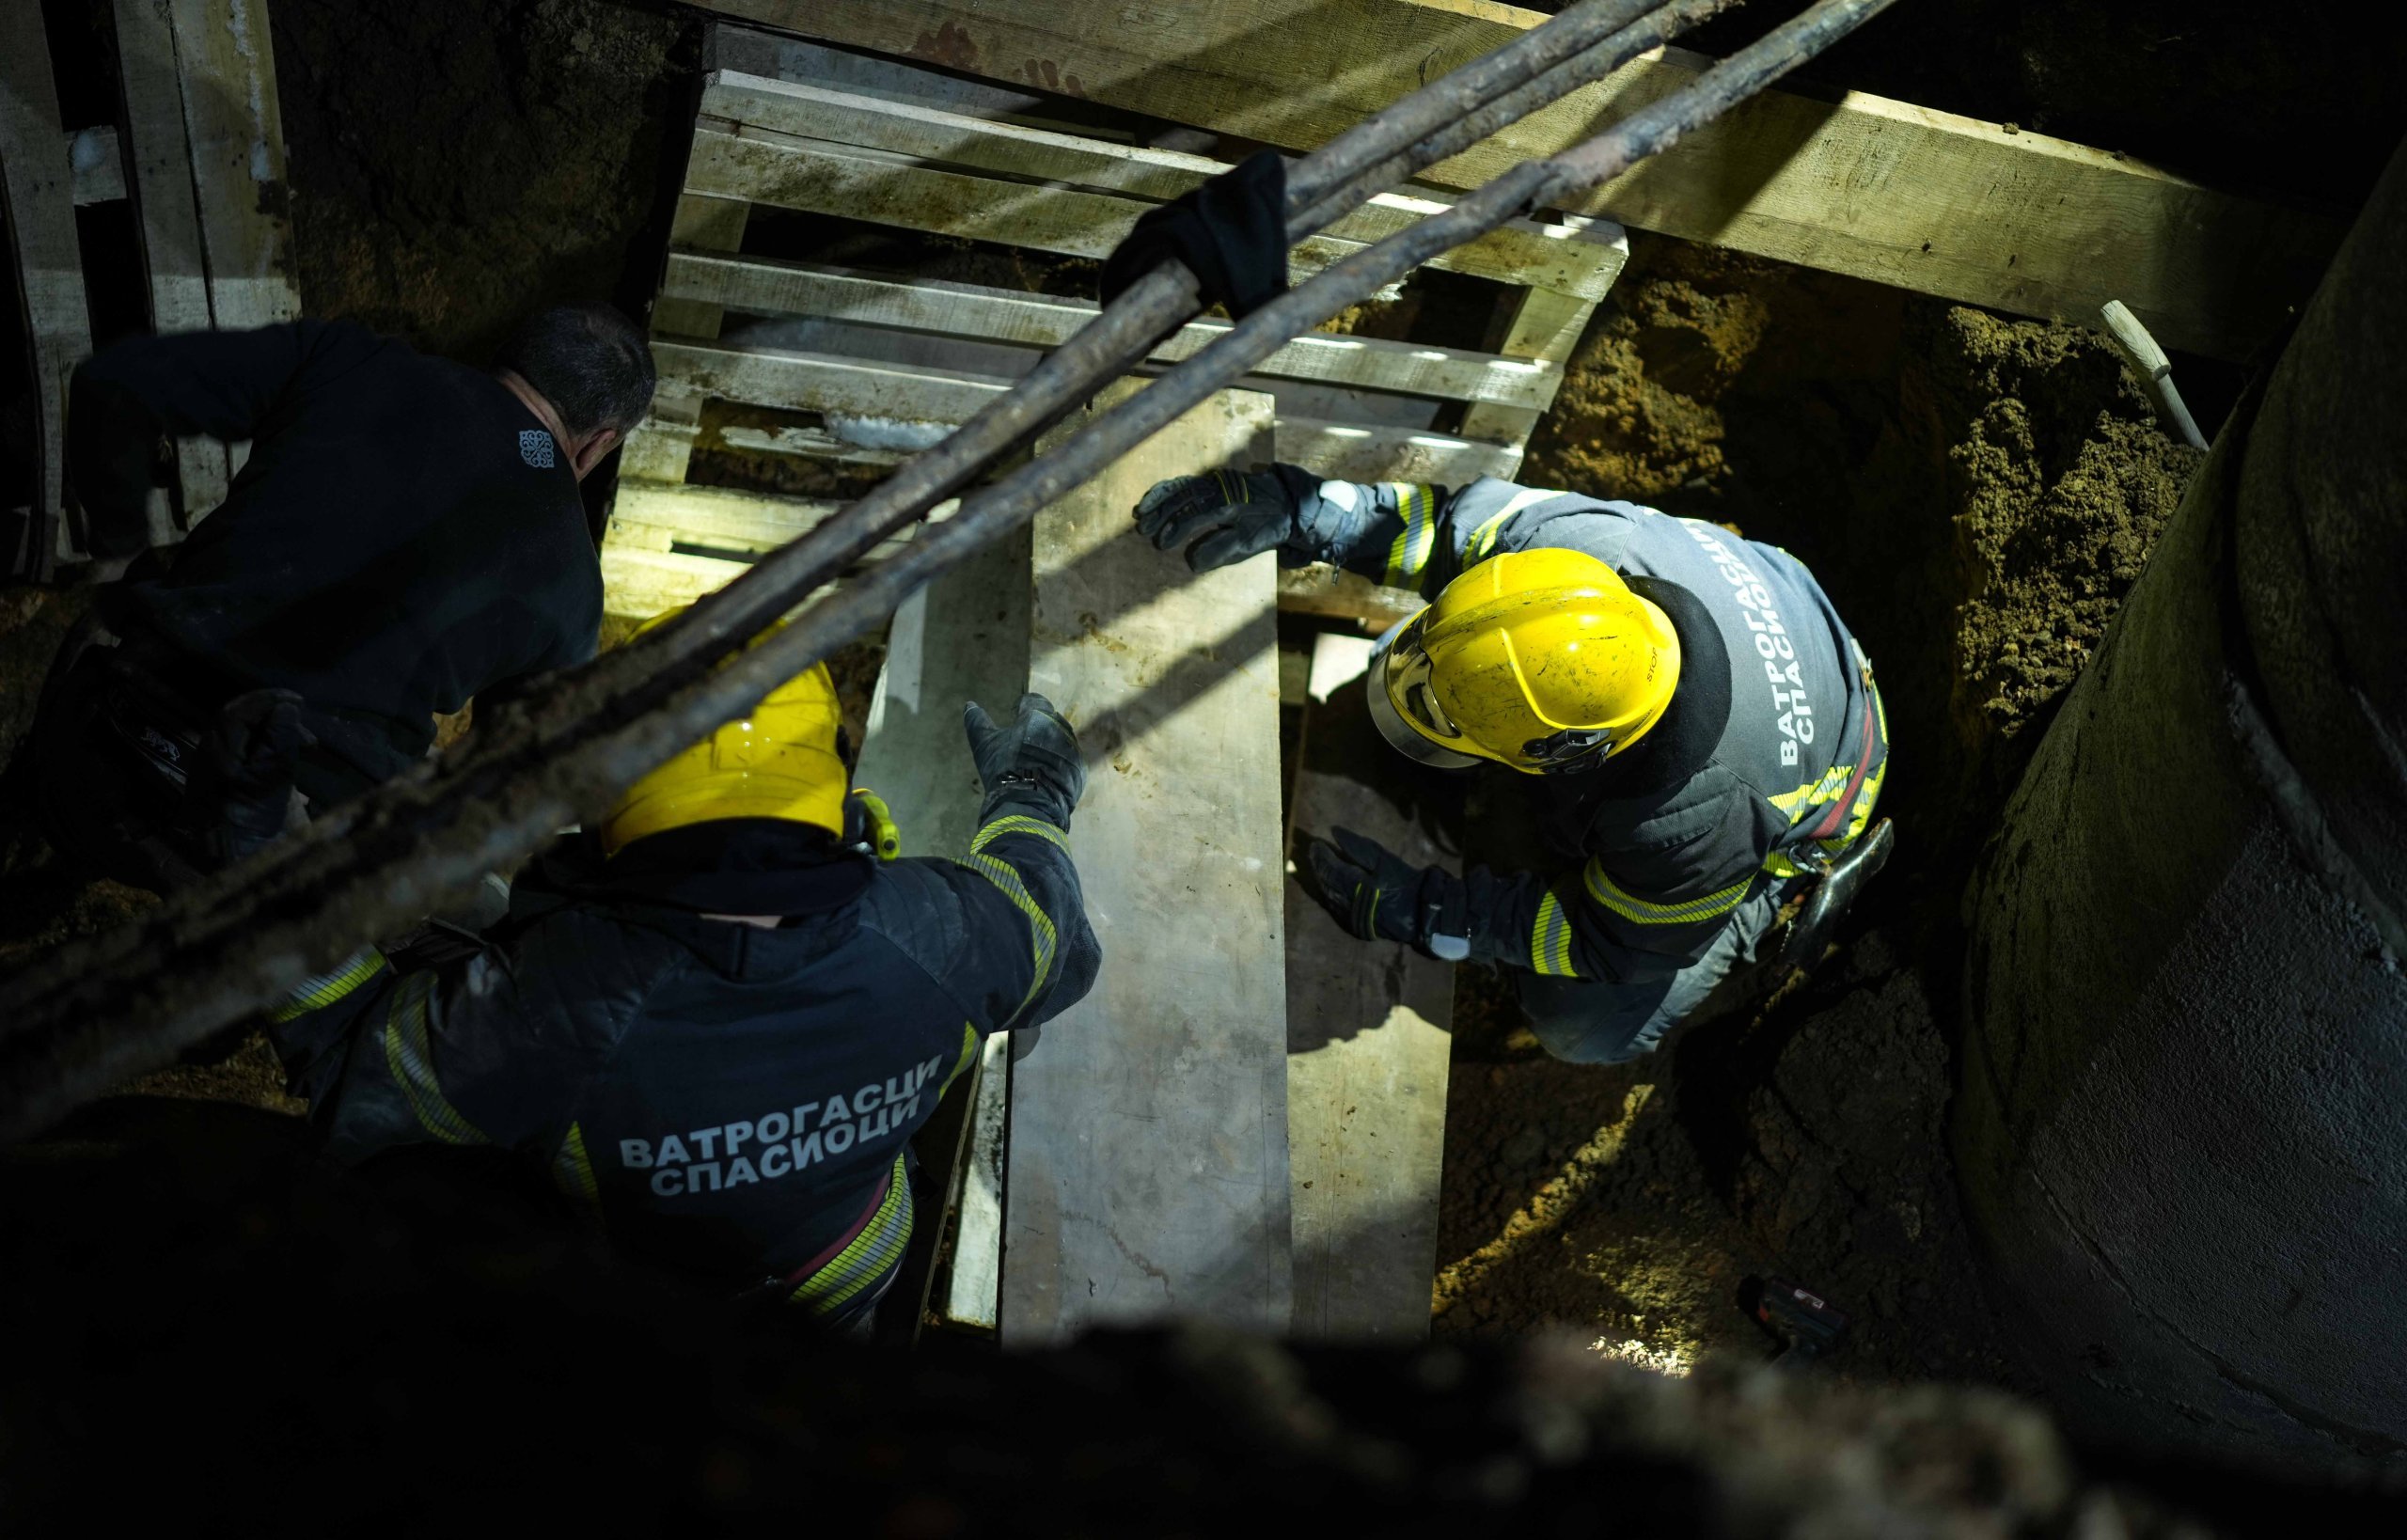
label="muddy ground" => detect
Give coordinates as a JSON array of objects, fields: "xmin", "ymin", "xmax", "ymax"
[{"xmin": 0, "ymin": 0, "xmax": 2391, "ymax": 1421}]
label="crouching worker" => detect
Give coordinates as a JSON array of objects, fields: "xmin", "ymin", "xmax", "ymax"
[
  {"xmin": 266, "ymin": 621, "xmax": 1097, "ymax": 1328},
  {"xmin": 1136, "ymin": 468, "xmax": 1890, "ymax": 1066}
]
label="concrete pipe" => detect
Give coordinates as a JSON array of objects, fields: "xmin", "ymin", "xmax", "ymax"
[{"xmin": 1958, "ymin": 138, "xmax": 2407, "ymax": 1479}]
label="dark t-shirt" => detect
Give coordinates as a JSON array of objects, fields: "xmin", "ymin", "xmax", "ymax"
[{"xmin": 75, "ymin": 320, "xmax": 602, "ymax": 788}]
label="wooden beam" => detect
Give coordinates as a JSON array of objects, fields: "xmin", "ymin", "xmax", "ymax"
[
  {"xmin": 113, "ymin": 0, "xmax": 230, "ymax": 527},
  {"xmin": 854, "ymin": 522, "xmax": 1034, "ymax": 1337},
  {"xmin": 1276, "ymin": 565, "xmax": 1425, "ymax": 630},
  {"xmin": 666, "ymin": 254, "xmax": 1559, "ymax": 408},
  {"xmin": 691, "ymin": 0, "xmax": 2342, "ymax": 360},
  {"xmin": 1286, "ymin": 632, "xmax": 1455, "ymax": 1341},
  {"xmin": 67, "ymin": 128, "xmax": 126, "ymax": 205},
  {"xmin": 1, "ymin": 0, "xmax": 93, "ymax": 575},
  {"xmin": 608, "ymin": 480, "xmax": 845, "ymax": 554},
  {"xmin": 700, "ymin": 74, "xmax": 1627, "ymax": 302},
  {"xmin": 165, "ymin": 0, "xmax": 300, "ymax": 331},
  {"xmin": 1004, "ymin": 381, "xmax": 1293, "ymax": 1341},
  {"xmin": 651, "ymin": 338, "xmax": 1522, "ymax": 484}
]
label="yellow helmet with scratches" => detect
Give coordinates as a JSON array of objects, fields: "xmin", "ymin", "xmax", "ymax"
[{"xmin": 1368, "ymin": 547, "xmax": 1680, "ymax": 775}]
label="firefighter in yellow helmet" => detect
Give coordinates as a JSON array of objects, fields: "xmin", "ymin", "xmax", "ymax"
[
  {"xmin": 1137, "ymin": 467, "xmax": 1889, "ymax": 1063},
  {"xmin": 265, "ymin": 611, "xmax": 1097, "ymax": 1328}
]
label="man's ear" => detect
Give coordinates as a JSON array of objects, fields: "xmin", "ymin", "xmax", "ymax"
[{"xmin": 569, "ymin": 427, "xmax": 622, "ymax": 481}]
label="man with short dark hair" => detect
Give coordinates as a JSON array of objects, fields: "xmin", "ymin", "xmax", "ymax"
[{"xmin": 25, "ymin": 306, "xmax": 655, "ymax": 888}]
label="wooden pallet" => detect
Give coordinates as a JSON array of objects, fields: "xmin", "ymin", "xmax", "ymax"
[
  {"xmin": 603, "ymin": 30, "xmax": 1627, "ymax": 621},
  {"xmin": 2, "ymin": 0, "xmax": 300, "ymax": 579}
]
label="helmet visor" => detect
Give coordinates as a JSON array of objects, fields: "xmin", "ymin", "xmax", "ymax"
[{"xmin": 1367, "ymin": 612, "xmax": 1481, "ymax": 771}]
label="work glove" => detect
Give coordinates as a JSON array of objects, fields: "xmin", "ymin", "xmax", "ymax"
[
  {"xmin": 1299, "ymin": 827, "xmax": 1471, "ymax": 962},
  {"xmin": 1134, "ymin": 464, "xmax": 1379, "ymax": 573},
  {"xmin": 964, "ymin": 693, "xmax": 1086, "ymax": 828},
  {"xmin": 186, "ymin": 687, "xmax": 312, "ymax": 867}
]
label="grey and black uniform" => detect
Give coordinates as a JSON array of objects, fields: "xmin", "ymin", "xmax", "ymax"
[{"xmin": 1293, "ymin": 473, "xmax": 1887, "ymax": 1062}]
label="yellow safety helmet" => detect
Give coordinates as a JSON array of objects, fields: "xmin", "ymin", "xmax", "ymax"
[
  {"xmin": 1366, "ymin": 547, "xmax": 1681, "ymax": 775},
  {"xmin": 599, "ymin": 608, "xmax": 850, "ymax": 854}
]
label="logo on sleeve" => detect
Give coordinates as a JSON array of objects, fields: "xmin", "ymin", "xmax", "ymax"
[{"xmin": 518, "ymin": 429, "xmax": 557, "ymax": 469}]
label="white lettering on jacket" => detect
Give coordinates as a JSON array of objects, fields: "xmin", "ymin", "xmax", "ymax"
[
  {"xmin": 1682, "ymin": 522, "xmax": 1813, "ymax": 765},
  {"xmin": 611, "ymin": 1052, "xmax": 948, "ymax": 1200}
]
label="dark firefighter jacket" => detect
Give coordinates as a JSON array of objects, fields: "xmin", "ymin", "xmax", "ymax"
[
  {"xmin": 70, "ymin": 321, "xmax": 603, "ymax": 799},
  {"xmin": 1302, "ymin": 474, "xmax": 1887, "ymax": 988},
  {"xmin": 265, "ymin": 796, "xmax": 1096, "ymax": 1318}
]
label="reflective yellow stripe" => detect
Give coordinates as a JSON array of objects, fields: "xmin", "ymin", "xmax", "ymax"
[
  {"xmin": 1465, "ymin": 486, "xmax": 1562, "ymax": 562},
  {"xmin": 266, "ymin": 948, "xmax": 386, "ymax": 1023},
  {"xmin": 939, "ymin": 1021, "xmax": 979, "ymax": 1095},
  {"xmin": 1381, "ymin": 482, "xmax": 1438, "ymax": 586},
  {"xmin": 1583, "ymin": 861, "xmax": 1752, "ymax": 925},
  {"xmin": 552, "ymin": 1120, "xmax": 605, "ymax": 1225},
  {"xmin": 790, "ymin": 1154, "xmax": 913, "ymax": 1314},
  {"xmin": 1769, "ymin": 763, "xmax": 1857, "ymax": 824},
  {"xmin": 1530, "ymin": 889, "xmax": 1578, "ymax": 977},
  {"xmin": 382, "ymin": 973, "xmax": 488, "ymax": 1145},
  {"xmin": 968, "ymin": 852, "xmax": 1059, "ymax": 1018},
  {"xmin": 971, "ymin": 813, "xmax": 1068, "ymax": 854}
]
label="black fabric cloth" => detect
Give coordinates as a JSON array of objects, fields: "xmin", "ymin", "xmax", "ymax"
[
  {"xmin": 268, "ymin": 812, "xmax": 1098, "ymax": 1292},
  {"xmin": 70, "ymin": 321, "xmax": 604, "ymax": 795},
  {"xmin": 548, "ymin": 819, "xmax": 876, "ymax": 918},
  {"xmin": 1099, "ymin": 150, "xmax": 1289, "ymax": 319}
]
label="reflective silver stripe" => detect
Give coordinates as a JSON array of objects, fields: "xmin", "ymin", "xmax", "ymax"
[
  {"xmin": 1530, "ymin": 889, "xmax": 1578, "ymax": 977},
  {"xmin": 1466, "ymin": 486, "xmax": 1562, "ymax": 561}
]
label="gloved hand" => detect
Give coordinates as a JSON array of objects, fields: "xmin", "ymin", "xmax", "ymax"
[
  {"xmin": 189, "ymin": 687, "xmax": 312, "ymax": 866},
  {"xmin": 1299, "ymin": 827, "xmax": 1471, "ymax": 962},
  {"xmin": 964, "ymin": 693, "xmax": 1087, "ymax": 827},
  {"xmin": 1134, "ymin": 468, "xmax": 1300, "ymax": 571}
]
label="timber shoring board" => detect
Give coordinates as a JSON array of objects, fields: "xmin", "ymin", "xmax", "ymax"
[
  {"xmin": 1002, "ymin": 382, "xmax": 1293, "ymax": 1342},
  {"xmin": 699, "ymin": 72, "xmax": 1628, "ymax": 302},
  {"xmin": 1, "ymin": 0, "xmax": 92, "ymax": 576},
  {"xmin": 692, "ymin": 0, "xmax": 2337, "ymax": 360},
  {"xmin": 666, "ymin": 254, "xmax": 1563, "ymax": 409},
  {"xmin": 1284, "ymin": 635, "xmax": 1455, "ymax": 1341},
  {"xmin": 855, "ymin": 524, "xmax": 1034, "ymax": 1334},
  {"xmin": 165, "ymin": 0, "xmax": 300, "ymax": 333}
]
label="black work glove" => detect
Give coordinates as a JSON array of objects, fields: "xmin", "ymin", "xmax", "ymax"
[
  {"xmin": 1299, "ymin": 827, "xmax": 1471, "ymax": 962},
  {"xmin": 964, "ymin": 693, "xmax": 1086, "ymax": 829},
  {"xmin": 189, "ymin": 687, "xmax": 311, "ymax": 867},
  {"xmin": 1134, "ymin": 467, "xmax": 1302, "ymax": 572}
]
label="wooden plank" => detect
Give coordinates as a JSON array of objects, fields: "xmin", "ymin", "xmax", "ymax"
[
  {"xmin": 687, "ymin": 119, "xmax": 1626, "ymax": 305},
  {"xmin": 1276, "ymin": 417, "xmax": 1521, "ymax": 486},
  {"xmin": 113, "ymin": 0, "xmax": 231, "ymax": 526},
  {"xmin": 610, "ymin": 481, "xmax": 844, "ymax": 554},
  {"xmin": 1004, "ymin": 380, "xmax": 1292, "ymax": 1341},
  {"xmin": 652, "ymin": 337, "xmax": 1015, "ymax": 424},
  {"xmin": 652, "ymin": 192, "xmax": 752, "ymax": 342},
  {"xmin": 855, "ymin": 523, "xmax": 1033, "ymax": 1337},
  {"xmin": 667, "ymin": 254, "xmax": 1559, "ymax": 408},
  {"xmin": 1, "ymin": 0, "xmax": 93, "ymax": 574},
  {"xmin": 1276, "ymin": 565, "xmax": 1425, "ymax": 629},
  {"xmin": 692, "ymin": 0, "xmax": 2340, "ymax": 360},
  {"xmin": 165, "ymin": 0, "xmax": 300, "ymax": 330},
  {"xmin": 600, "ymin": 545, "xmax": 757, "ymax": 618},
  {"xmin": 68, "ymin": 128, "xmax": 126, "ymax": 205},
  {"xmin": 1458, "ymin": 283, "xmax": 1598, "ymax": 450},
  {"xmin": 1286, "ymin": 631, "xmax": 1455, "ymax": 1341},
  {"xmin": 701, "ymin": 74, "xmax": 1626, "ymax": 302}
]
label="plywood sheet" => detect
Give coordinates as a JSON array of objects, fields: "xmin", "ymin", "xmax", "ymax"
[{"xmin": 1002, "ymin": 382, "xmax": 1292, "ymax": 1342}]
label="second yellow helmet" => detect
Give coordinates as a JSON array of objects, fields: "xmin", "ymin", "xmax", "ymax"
[
  {"xmin": 1368, "ymin": 547, "xmax": 1681, "ymax": 775},
  {"xmin": 599, "ymin": 608, "xmax": 851, "ymax": 854}
]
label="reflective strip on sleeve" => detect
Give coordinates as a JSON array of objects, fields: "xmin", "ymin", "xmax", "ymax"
[
  {"xmin": 1465, "ymin": 486, "xmax": 1565, "ymax": 562},
  {"xmin": 967, "ymin": 852, "xmax": 1060, "ymax": 1018},
  {"xmin": 382, "ymin": 972, "xmax": 490, "ymax": 1146},
  {"xmin": 266, "ymin": 948, "xmax": 386, "ymax": 1023},
  {"xmin": 788, "ymin": 1154, "xmax": 913, "ymax": 1315},
  {"xmin": 1582, "ymin": 861, "xmax": 1753, "ymax": 926},
  {"xmin": 939, "ymin": 1020, "xmax": 979, "ymax": 1096},
  {"xmin": 970, "ymin": 813, "xmax": 1069, "ymax": 854},
  {"xmin": 1381, "ymin": 482, "xmax": 1439, "ymax": 587},
  {"xmin": 552, "ymin": 1120, "xmax": 605, "ymax": 1226},
  {"xmin": 1529, "ymin": 889, "xmax": 1579, "ymax": 977}
]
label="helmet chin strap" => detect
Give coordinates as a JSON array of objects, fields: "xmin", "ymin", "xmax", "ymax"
[{"xmin": 1522, "ymin": 726, "xmax": 1613, "ymax": 774}]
